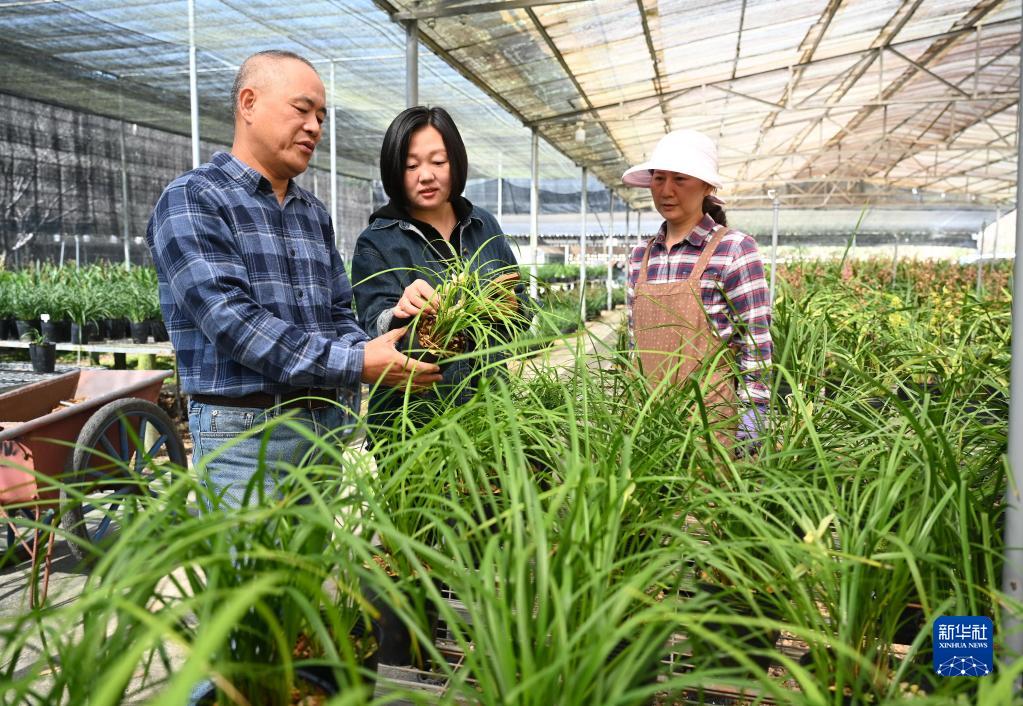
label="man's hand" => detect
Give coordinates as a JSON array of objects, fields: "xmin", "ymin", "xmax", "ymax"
[
  {"xmin": 361, "ymin": 327, "xmax": 442, "ymax": 389},
  {"xmin": 392, "ymin": 279, "xmax": 438, "ymax": 320}
]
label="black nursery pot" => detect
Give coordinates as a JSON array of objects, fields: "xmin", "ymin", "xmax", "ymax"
[
  {"xmin": 149, "ymin": 318, "xmax": 169, "ymax": 342},
  {"xmin": 29, "ymin": 342, "xmax": 56, "ymax": 374},
  {"xmin": 683, "ymin": 583, "xmax": 781, "ymax": 673},
  {"xmin": 365, "ymin": 579, "xmax": 439, "ymax": 669},
  {"xmin": 71, "ymin": 321, "xmax": 99, "ymax": 345},
  {"xmin": 41, "ymin": 319, "xmax": 71, "ymax": 343},
  {"xmin": 607, "ymin": 637, "xmax": 662, "ymax": 690},
  {"xmin": 0, "ymin": 317, "xmax": 15, "ymax": 340},
  {"xmin": 105, "ymin": 317, "xmax": 129, "ymax": 340},
  {"xmin": 188, "ymin": 666, "xmax": 340, "ymax": 705},
  {"xmin": 15, "ymin": 319, "xmax": 40, "ymax": 341},
  {"xmin": 130, "ymin": 321, "xmax": 150, "ymax": 344}
]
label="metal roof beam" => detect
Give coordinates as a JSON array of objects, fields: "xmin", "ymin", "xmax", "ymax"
[
  {"xmin": 737, "ymin": 0, "xmax": 841, "ymax": 183},
  {"xmin": 783, "ymin": 0, "xmax": 926, "ymax": 161},
  {"xmin": 709, "ymin": 84, "xmax": 784, "ymax": 111},
  {"xmin": 634, "ymin": 0, "xmax": 671, "ymax": 134},
  {"xmin": 730, "ymin": 0, "xmax": 748, "ymax": 81},
  {"xmin": 521, "ymin": 7, "xmax": 630, "ymax": 172},
  {"xmin": 796, "ymin": 0, "xmax": 1005, "ymax": 177},
  {"xmin": 526, "ymin": 15, "xmax": 1020, "ymax": 126},
  {"xmin": 886, "ymin": 46, "xmax": 972, "ymax": 97},
  {"xmin": 391, "ymin": 0, "xmax": 590, "ymax": 21},
  {"xmin": 880, "ymin": 93, "xmax": 1017, "ymax": 179}
]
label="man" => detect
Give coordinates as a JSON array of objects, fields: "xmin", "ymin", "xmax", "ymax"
[{"xmin": 147, "ymin": 50, "xmax": 440, "ymax": 507}]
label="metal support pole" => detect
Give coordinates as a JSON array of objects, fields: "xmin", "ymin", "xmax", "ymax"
[
  {"xmin": 187, "ymin": 0, "xmax": 200, "ymax": 168},
  {"xmin": 405, "ymin": 20, "xmax": 419, "ymax": 108},
  {"xmin": 606, "ymin": 191, "xmax": 614, "ymax": 311},
  {"xmin": 976, "ymin": 222, "xmax": 985, "ymax": 296},
  {"xmin": 992, "ymin": 205, "xmax": 1002, "ymax": 261},
  {"xmin": 329, "ymin": 61, "xmax": 340, "ymax": 255},
  {"xmin": 74, "ymin": 234, "xmax": 80, "ymax": 268},
  {"xmin": 891, "ymin": 234, "xmax": 899, "ymax": 287},
  {"xmin": 529, "ymin": 128, "xmax": 539, "ymax": 301},
  {"xmin": 579, "ymin": 166, "xmax": 587, "ymax": 321},
  {"xmin": 119, "ymin": 119, "xmax": 131, "ymax": 269},
  {"xmin": 637, "ymin": 209, "xmax": 643, "ymax": 246},
  {"xmin": 1003, "ymin": 14, "xmax": 1023, "ymax": 681},
  {"xmin": 497, "ymin": 157, "xmax": 503, "ymax": 226},
  {"xmin": 769, "ymin": 195, "xmax": 780, "ymax": 305}
]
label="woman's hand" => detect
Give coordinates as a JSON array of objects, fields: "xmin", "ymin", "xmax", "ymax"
[{"xmin": 392, "ymin": 279, "xmax": 437, "ymax": 320}]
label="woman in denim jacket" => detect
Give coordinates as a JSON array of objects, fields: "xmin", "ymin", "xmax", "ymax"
[{"xmin": 352, "ymin": 106, "xmax": 527, "ymax": 442}]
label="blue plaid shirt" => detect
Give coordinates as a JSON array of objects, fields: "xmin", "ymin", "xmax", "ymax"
[{"xmin": 146, "ymin": 151, "xmax": 368, "ymax": 397}]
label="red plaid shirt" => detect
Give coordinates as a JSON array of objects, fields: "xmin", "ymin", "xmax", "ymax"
[{"xmin": 626, "ymin": 213, "xmax": 772, "ymax": 407}]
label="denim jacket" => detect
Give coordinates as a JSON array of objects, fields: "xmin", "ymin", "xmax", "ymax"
[{"xmin": 351, "ymin": 200, "xmax": 527, "ymax": 429}]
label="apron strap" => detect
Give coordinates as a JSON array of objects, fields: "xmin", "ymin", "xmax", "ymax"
[
  {"xmin": 689, "ymin": 224, "xmax": 730, "ymax": 282},
  {"xmin": 637, "ymin": 223, "xmax": 730, "ymax": 286},
  {"xmin": 637, "ymin": 237, "xmax": 656, "ymax": 285}
]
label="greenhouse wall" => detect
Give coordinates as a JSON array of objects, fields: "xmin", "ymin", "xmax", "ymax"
[{"xmin": 0, "ymin": 93, "xmax": 372, "ymax": 268}]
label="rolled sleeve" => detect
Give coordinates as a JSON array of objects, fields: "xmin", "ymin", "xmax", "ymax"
[{"xmin": 721, "ymin": 236, "xmax": 772, "ymax": 407}]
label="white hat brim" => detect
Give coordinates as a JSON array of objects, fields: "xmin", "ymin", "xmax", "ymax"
[{"xmin": 622, "ymin": 164, "xmax": 726, "ymax": 204}]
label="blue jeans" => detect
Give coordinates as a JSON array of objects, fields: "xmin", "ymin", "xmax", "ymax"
[{"xmin": 188, "ymin": 396, "xmax": 357, "ymax": 510}]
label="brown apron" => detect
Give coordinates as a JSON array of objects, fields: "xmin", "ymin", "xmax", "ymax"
[{"xmin": 633, "ymin": 225, "xmax": 738, "ymax": 440}]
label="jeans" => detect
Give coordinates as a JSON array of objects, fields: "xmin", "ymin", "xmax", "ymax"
[{"xmin": 188, "ymin": 395, "xmax": 357, "ymax": 510}]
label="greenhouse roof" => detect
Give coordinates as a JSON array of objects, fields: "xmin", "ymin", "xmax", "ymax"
[{"xmin": 1, "ymin": 0, "xmax": 1019, "ymax": 210}]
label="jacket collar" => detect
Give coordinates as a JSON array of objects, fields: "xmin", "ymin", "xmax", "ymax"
[{"xmin": 369, "ymin": 195, "xmax": 479, "ymax": 231}]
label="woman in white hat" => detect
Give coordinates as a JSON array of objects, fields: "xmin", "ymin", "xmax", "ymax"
[{"xmin": 622, "ymin": 129, "xmax": 772, "ymax": 448}]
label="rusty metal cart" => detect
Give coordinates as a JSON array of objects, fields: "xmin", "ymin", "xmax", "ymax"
[{"xmin": 0, "ymin": 367, "xmax": 185, "ymax": 604}]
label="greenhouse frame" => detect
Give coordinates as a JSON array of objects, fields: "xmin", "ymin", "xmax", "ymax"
[{"xmin": 1, "ymin": 0, "xmax": 1022, "ymax": 703}]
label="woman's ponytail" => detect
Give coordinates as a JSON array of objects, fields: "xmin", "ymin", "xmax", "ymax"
[{"xmin": 703, "ymin": 197, "xmax": 727, "ymax": 226}]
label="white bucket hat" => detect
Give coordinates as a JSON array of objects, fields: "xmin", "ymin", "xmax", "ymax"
[{"xmin": 622, "ymin": 129, "xmax": 726, "ymax": 204}]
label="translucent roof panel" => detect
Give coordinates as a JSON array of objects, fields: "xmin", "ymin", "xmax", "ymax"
[
  {"xmin": 0, "ymin": 0, "xmax": 1018, "ymax": 213},
  {"xmin": 0, "ymin": 0, "xmax": 580, "ymax": 182},
  {"xmin": 384, "ymin": 0, "xmax": 1019, "ymax": 209}
]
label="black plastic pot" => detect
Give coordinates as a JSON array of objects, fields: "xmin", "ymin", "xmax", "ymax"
[
  {"xmin": 366, "ymin": 579, "xmax": 439, "ymax": 669},
  {"xmin": 188, "ymin": 666, "xmax": 340, "ymax": 705},
  {"xmin": 892, "ymin": 603, "xmax": 925, "ymax": 645},
  {"xmin": 15, "ymin": 319, "xmax": 40, "ymax": 341},
  {"xmin": 29, "ymin": 342, "xmax": 56, "ymax": 373},
  {"xmin": 683, "ymin": 583, "xmax": 780, "ymax": 673},
  {"xmin": 71, "ymin": 321, "xmax": 99, "ymax": 345},
  {"xmin": 105, "ymin": 317, "xmax": 129, "ymax": 340},
  {"xmin": 606, "ymin": 637, "xmax": 662, "ymax": 691},
  {"xmin": 150, "ymin": 318, "xmax": 169, "ymax": 342},
  {"xmin": 41, "ymin": 319, "xmax": 71, "ymax": 343},
  {"xmin": 130, "ymin": 320, "xmax": 150, "ymax": 344},
  {"xmin": 0, "ymin": 317, "xmax": 15, "ymax": 340}
]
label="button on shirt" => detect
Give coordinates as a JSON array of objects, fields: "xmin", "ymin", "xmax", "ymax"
[
  {"xmin": 146, "ymin": 151, "xmax": 369, "ymax": 397},
  {"xmin": 626, "ymin": 213, "xmax": 772, "ymax": 407}
]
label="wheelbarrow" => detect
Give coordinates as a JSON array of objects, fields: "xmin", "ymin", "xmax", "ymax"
[{"xmin": 0, "ymin": 369, "xmax": 185, "ymax": 605}]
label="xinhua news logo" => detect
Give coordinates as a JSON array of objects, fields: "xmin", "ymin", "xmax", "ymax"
[{"xmin": 932, "ymin": 616, "xmax": 993, "ymax": 677}]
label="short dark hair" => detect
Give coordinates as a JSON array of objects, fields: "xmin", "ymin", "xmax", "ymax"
[
  {"xmin": 232, "ymin": 50, "xmax": 317, "ymax": 117},
  {"xmin": 379, "ymin": 106, "xmax": 468, "ymax": 211}
]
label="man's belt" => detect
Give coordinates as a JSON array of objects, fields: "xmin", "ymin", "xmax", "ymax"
[{"xmin": 191, "ymin": 389, "xmax": 338, "ymax": 410}]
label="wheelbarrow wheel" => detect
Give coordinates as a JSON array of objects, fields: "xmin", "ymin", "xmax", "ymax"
[{"xmin": 60, "ymin": 398, "xmax": 185, "ymax": 563}]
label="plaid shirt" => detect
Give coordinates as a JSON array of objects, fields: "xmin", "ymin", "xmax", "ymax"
[
  {"xmin": 626, "ymin": 213, "xmax": 772, "ymax": 407},
  {"xmin": 146, "ymin": 151, "xmax": 369, "ymax": 397}
]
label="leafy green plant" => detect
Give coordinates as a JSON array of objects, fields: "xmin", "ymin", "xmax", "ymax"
[
  {"xmin": 1, "ymin": 255, "xmax": 1020, "ymax": 705},
  {"xmin": 407, "ymin": 261, "xmax": 527, "ymax": 361}
]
